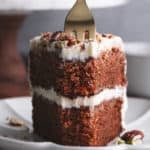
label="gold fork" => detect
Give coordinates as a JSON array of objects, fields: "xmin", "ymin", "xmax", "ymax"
[{"xmin": 64, "ymin": 0, "xmax": 96, "ymax": 41}]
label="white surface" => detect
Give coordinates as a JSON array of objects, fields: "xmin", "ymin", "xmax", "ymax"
[
  {"xmin": 0, "ymin": 97, "xmax": 150, "ymax": 150},
  {"xmin": 49, "ymin": 0, "xmax": 129, "ymax": 9},
  {"xmin": 125, "ymin": 42, "xmax": 150, "ymax": 57},
  {"xmin": 125, "ymin": 42, "xmax": 150, "ymax": 98},
  {"xmin": 33, "ymin": 86, "xmax": 126, "ymax": 108},
  {"xmin": 33, "ymin": 86, "xmax": 127, "ymax": 128},
  {"xmin": 30, "ymin": 34, "xmax": 123, "ymax": 61},
  {"xmin": 0, "ymin": 0, "xmax": 129, "ymax": 12}
]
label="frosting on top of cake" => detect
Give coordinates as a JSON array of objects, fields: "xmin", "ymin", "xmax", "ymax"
[{"xmin": 30, "ymin": 31, "xmax": 124, "ymax": 61}]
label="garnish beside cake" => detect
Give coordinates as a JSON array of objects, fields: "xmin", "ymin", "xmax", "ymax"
[
  {"xmin": 117, "ymin": 130, "xmax": 144, "ymax": 145},
  {"xmin": 29, "ymin": 31, "xmax": 127, "ymax": 146}
]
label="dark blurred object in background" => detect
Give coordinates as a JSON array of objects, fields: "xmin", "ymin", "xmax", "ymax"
[
  {"xmin": 1, "ymin": 0, "xmax": 150, "ymax": 98},
  {"xmin": 0, "ymin": 15, "xmax": 30, "ymax": 98},
  {"xmin": 18, "ymin": 0, "xmax": 150, "ymax": 98},
  {"xmin": 0, "ymin": 0, "xmax": 128, "ymax": 98}
]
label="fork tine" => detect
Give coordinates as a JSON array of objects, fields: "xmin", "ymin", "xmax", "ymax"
[
  {"xmin": 76, "ymin": 31, "xmax": 84, "ymax": 41},
  {"xmin": 64, "ymin": 0, "xmax": 96, "ymax": 41}
]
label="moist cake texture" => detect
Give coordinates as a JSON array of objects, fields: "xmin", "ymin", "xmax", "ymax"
[{"xmin": 29, "ymin": 31, "xmax": 127, "ymax": 146}]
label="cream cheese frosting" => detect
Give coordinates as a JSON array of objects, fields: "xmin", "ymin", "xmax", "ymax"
[
  {"xmin": 30, "ymin": 32, "xmax": 124, "ymax": 61},
  {"xmin": 33, "ymin": 86, "xmax": 127, "ymax": 127},
  {"xmin": 33, "ymin": 86, "xmax": 126, "ymax": 109}
]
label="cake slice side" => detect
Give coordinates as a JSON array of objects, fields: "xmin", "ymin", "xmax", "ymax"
[{"xmin": 29, "ymin": 32, "xmax": 127, "ymax": 146}]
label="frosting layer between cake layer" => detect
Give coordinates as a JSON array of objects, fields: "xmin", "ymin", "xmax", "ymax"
[
  {"xmin": 30, "ymin": 31, "xmax": 127, "ymax": 146},
  {"xmin": 33, "ymin": 86, "xmax": 126, "ymax": 109},
  {"xmin": 32, "ymin": 95, "xmax": 124, "ymax": 146}
]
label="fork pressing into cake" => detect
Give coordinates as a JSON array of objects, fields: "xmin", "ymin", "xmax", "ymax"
[{"xmin": 64, "ymin": 0, "xmax": 96, "ymax": 41}]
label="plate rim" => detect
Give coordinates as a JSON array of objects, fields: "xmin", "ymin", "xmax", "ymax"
[{"xmin": 0, "ymin": 96, "xmax": 150, "ymax": 149}]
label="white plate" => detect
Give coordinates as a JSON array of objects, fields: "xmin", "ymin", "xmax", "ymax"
[
  {"xmin": 0, "ymin": 0, "xmax": 128, "ymax": 12},
  {"xmin": 0, "ymin": 97, "xmax": 150, "ymax": 150}
]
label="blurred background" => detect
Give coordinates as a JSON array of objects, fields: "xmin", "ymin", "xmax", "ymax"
[{"xmin": 0, "ymin": 0, "xmax": 150, "ymax": 98}]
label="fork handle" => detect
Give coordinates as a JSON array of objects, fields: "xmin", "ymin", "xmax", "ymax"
[
  {"xmin": 76, "ymin": 0, "xmax": 86, "ymax": 3},
  {"xmin": 76, "ymin": 0, "xmax": 87, "ymax": 5}
]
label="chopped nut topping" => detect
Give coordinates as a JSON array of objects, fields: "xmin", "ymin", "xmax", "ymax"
[
  {"xmin": 67, "ymin": 38, "xmax": 76, "ymax": 46},
  {"xmin": 121, "ymin": 130, "xmax": 144, "ymax": 142},
  {"xmin": 51, "ymin": 31, "xmax": 62, "ymax": 41},
  {"xmin": 40, "ymin": 31, "xmax": 115, "ymax": 49},
  {"xmin": 102, "ymin": 33, "xmax": 113, "ymax": 39},
  {"xmin": 118, "ymin": 130, "xmax": 144, "ymax": 145},
  {"xmin": 102, "ymin": 33, "xmax": 107, "ymax": 37},
  {"xmin": 80, "ymin": 44, "xmax": 85, "ymax": 50},
  {"xmin": 108, "ymin": 34, "xmax": 113, "ymax": 39},
  {"xmin": 41, "ymin": 32, "xmax": 52, "ymax": 41},
  {"xmin": 7, "ymin": 117, "xmax": 25, "ymax": 127}
]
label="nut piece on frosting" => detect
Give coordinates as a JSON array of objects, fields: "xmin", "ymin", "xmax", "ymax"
[
  {"xmin": 7, "ymin": 117, "xmax": 25, "ymax": 127},
  {"xmin": 40, "ymin": 31, "xmax": 115, "ymax": 45},
  {"xmin": 117, "ymin": 130, "xmax": 144, "ymax": 145}
]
